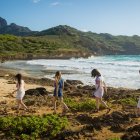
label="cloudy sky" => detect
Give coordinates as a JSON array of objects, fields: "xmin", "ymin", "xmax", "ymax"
[{"xmin": 0, "ymin": 0, "xmax": 140, "ymax": 36}]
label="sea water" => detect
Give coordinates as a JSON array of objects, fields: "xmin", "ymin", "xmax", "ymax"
[{"xmin": 1, "ymin": 55, "xmax": 140, "ymax": 89}]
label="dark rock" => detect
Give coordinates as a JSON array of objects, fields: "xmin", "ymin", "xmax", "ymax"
[
  {"xmin": 64, "ymin": 81, "xmax": 77, "ymax": 91},
  {"xmin": 76, "ymin": 114, "xmax": 102, "ymax": 130},
  {"xmin": 66, "ymin": 80, "xmax": 83, "ymax": 85},
  {"xmin": 122, "ymin": 132, "xmax": 140, "ymax": 140},
  {"xmin": 80, "ymin": 85, "xmax": 95, "ymax": 90},
  {"xmin": 40, "ymin": 78, "xmax": 54, "ymax": 86},
  {"xmin": 110, "ymin": 124, "xmax": 125, "ymax": 132},
  {"xmin": 0, "ymin": 23, "xmax": 33, "ymax": 36},
  {"xmin": 102, "ymin": 111, "xmax": 131, "ymax": 127},
  {"xmin": 25, "ymin": 100, "xmax": 36, "ymax": 106},
  {"xmin": 127, "ymin": 124, "xmax": 140, "ymax": 133},
  {"xmin": 36, "ymin": 87, "xmax": 48, "ymax": 96},
  {"xmin": 56, "ymin": 130, "xmax": 81, "ymax": 140},
  {"xmin": 24, "ymin": 77, "xmax": 54, "ymax": 86},
  {"xmin": 83, "ymin": 124, "xmax": 95, "ymax": 132},
  {"xmin": 64, "ymin": 81, "xmax": 71, "ymax": 88},
  {"xmin": 0, "ymin": 17, "xmax": 7, "ymax": 29},
  {"xmin": 0, "ymin": 17, "xmax": 34, "ymax": 36},
  {"xmin": 76, "ymin": 114, "xmax": 93, "ymax": 124},
  {"xmin": 136, "ymin": 89, "xmax": 140, "ymax": 92},
  {"xmin": 25, "ymin": 87, "xmax": 49, "ymax": 96},
  {"xmin": 25, "ymin": 89, "xmax": 40, "ymax": 96}
]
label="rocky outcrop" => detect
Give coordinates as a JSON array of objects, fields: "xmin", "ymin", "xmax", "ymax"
[
  {"xmin": 66, "ymin": 80, "xmax": 83, "ymax": 86},
  {"xmin": 1, "ymin": 17, "xmax": 140, "ymax": 56},
  {"xmin": 0, "ymin": 17, "xmax": 7, "ymax": 29},
  {"xmin": 25, "ymin": 87, "xmax": 50, "ymax": 96},
  {"xmin": 0, "ymin": 17, "xmax": 33, "ymax": 36},
  {"xmin": 122, "ymin": 124, "xmax": 140, "ymax": 140}
]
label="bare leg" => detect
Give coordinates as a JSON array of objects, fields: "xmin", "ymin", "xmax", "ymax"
[
  {"xmin": 53, "ymin": 97, "xmax": 57, "ymax": 113},
  {"xmin": 20, "ymin": 100, "xmax": 28, "ymax": 110},
  {"xmin": 99, "ymin": 98, "xmax": 109, "ymax": 108},
  {"xmin": 95, "ymin": 97, "xmax": 99, "ymax": 112},
  {"xmin": 17, "ymin": 100, "xmax": 21, "ymax": 112},
  {"xmin": 60, "ymin": 97, "xmax": 69, "ymax": 111},
  {"xmin": 99, "ymin": 98, "xmax": 111, "ymax": 113}
]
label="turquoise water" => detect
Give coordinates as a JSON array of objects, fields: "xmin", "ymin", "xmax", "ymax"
[{"xmin": 1, "ymin": 55, "xmax": 140, "ymax": 89}]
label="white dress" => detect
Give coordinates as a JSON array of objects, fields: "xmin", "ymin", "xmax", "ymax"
[
  {"xmin": 137, "ymin": 97, "xmax": 140, "ymax": 108},
  {"xmin": 16, "ymin": 80, "xmax": 25, "ymax": 100},
  {"xmin": 94, "ymin": 76, "xmax": 104, "ymax": 98}
]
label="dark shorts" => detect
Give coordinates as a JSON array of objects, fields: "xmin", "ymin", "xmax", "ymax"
[
  {"xmin": 53, "ymin": 92, "xmax": 63, "ymax": 97},
  {"xmin": 54, "ymin": 89, "xmax": 63, "ymax": 97}
]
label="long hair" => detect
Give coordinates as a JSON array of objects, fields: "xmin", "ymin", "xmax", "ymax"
[
  {"xmin": 55, "ymin": 71, "xmax": 61, "ymax": 79},
  {"xmin": 91, "ymin": 69, "xmax": 101, "ymax": 77},
  {"xmin": 15, "ymin": 73, "xmax": 22, "ymax": 86}
]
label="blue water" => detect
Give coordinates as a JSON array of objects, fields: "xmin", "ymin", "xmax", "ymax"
[{"xmin": 1, "ymin": 55, "xmax": 140, "ymax": 89}]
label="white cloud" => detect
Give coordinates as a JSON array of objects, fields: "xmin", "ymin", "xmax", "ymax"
[
  {"xmin": 50, "ymin": 2, "xmax": 60, "ymax": 6},
  {"xmin": 32, "ymin": 0, "xmax": 41, "ymax": 3}
]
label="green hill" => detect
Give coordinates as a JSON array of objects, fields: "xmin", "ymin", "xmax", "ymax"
[
  {"xmin": 0, "ymin": 34, "xmax": 90, "ymax": 60},
  {"xmin": 0, "ymin": 17, "xmax": 140, "ymax": 60}
]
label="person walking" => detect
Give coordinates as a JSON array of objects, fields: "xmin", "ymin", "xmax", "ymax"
[
  {"xmin": 53, "ymin": 71, "xmax": 69, "ymax": 114},
  {"xmin": 91, "ymin": 69, "xmax": 111, "ymax": 113},
  {"xmin": 12, "ymin": 73, "xmax": 28, "ymax": 112}
]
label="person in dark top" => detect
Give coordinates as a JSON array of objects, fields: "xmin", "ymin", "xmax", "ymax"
[{"xmin": 53, "ymin": 71, "xmax": 69, "ymax": 114}]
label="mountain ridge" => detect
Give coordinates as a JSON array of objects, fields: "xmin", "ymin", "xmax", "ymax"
[
  {"xmin": 1, "ymin": 17, "xmax": 139, "ymax": 37},
  {"xmin": 0, "ymin": 17, "xmax": 140, "ymax": 60}
]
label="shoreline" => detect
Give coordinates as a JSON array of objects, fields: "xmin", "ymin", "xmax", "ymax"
[
  {"xmin": 0, "ymin": 52, "xmax": 94, "ymax": 62},
  {"xmin": 1, "ymin": 54, "xmax": 140, "ymax": 62},
  {"xmin": 0, "ymin": 66, "xmax": 140, "ymax": 140},
  {"xmin": 0, "ymin": 66, "xmax": 138, "ymax": 91}
]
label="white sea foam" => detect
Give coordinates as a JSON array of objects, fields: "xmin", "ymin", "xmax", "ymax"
[{"xmin": 2, "ymin": 55, "xmax": 140, "ymax": 89}]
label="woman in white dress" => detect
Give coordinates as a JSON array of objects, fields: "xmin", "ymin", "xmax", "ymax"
[
  {"xmin": 12, "ymin": 74, "xmax": 28, "ymax": 112},
  {"xmin": 91, "ymin": 69, "xmax": 110, "ymax": 113}
]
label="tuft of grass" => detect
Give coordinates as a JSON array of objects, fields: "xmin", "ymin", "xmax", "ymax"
[
  {"xmin": 119, "ymin": 97, "xmax": 137, "ymax": 106},
  {"xmin": 64, "ymin": 98, "xmax": 97, "ymax": 112}
]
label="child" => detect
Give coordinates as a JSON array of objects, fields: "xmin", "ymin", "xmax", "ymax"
[
  {"xmin": 53, "ymin": 71, "xmax": 69, "ymax": 114},
  {"xmin": 12, "ymin": 73, "xmax": 28, "ymax": 112},
  {"xmin": 91, "ymin": 69, "xmax": 111, "ymax": 113},
  {"xmin": 136, "ymin": 97, "xmax": 140, "ymax": 117}
]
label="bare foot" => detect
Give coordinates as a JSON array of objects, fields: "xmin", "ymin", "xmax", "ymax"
[
  {"xmin": 62, "ymin": 108, "xmax": 69, "ymax": 115},
  {"xmin": 24, "ymin": 108, "xmax": 29, "ymax": 112},
  {"xmin": 93, "ymin": 109, "xmax": 99, "ymax": 113},
  {"xmin": 106, "ymin": 108, "xmax": 111, "ymax": 114}
]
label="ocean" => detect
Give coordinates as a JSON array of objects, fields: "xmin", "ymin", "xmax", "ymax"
[{"xmin": 1, "ymin": 55, "xmax": 140, "ymax": 89}]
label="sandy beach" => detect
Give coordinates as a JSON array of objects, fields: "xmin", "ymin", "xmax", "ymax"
[
  {"xmin": 0, "ymin": 67, "xmax": 140, "ymax": 139},
  {"xmin": 0, "ymin": 68, "xmax": 56, "ymax": 115}
]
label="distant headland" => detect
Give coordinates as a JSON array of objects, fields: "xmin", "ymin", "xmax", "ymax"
[{"xmin": 0, "ymin": 17, "xmax": 140, "ymax": 60}]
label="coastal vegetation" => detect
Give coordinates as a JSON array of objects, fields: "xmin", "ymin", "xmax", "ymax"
[
  {"xmin": 65, "ymin": 98, "xmax": 100, "ymax": 112},
  {"xmin": 0, "ymin": 34, "xmax": 86, "ymax": 60},
  {"xmin": 0, "ymin": 17, "xmax": 140, "ymax": 60},
  {"xmin": 0, "ymin": 70, "xmax": 140, "ymax": 139},
  {"xmin": 0, "ymin": 115, "xmax": 68, "ymax": 140}
]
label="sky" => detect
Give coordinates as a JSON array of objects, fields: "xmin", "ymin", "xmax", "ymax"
[{"xmin": 0, "ymin": 0, "xmax": 140, "ymax": 36}]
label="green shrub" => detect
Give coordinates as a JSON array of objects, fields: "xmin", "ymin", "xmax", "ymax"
[
  {"xmin": 119, "ymin": 97, "xmax": 137, "ymax": 106},
  {"xmin": 0, "ymin": 114, "xmax": 68, "ymax": 139},
  {"xmin": 65, "ymin": 98, "xmax": 96, "ymax": 111}
]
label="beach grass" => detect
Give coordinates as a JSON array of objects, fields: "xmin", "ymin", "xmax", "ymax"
[{"xmin": 0, "ymin": 114, "xmax": 68, "ymax": 140}]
